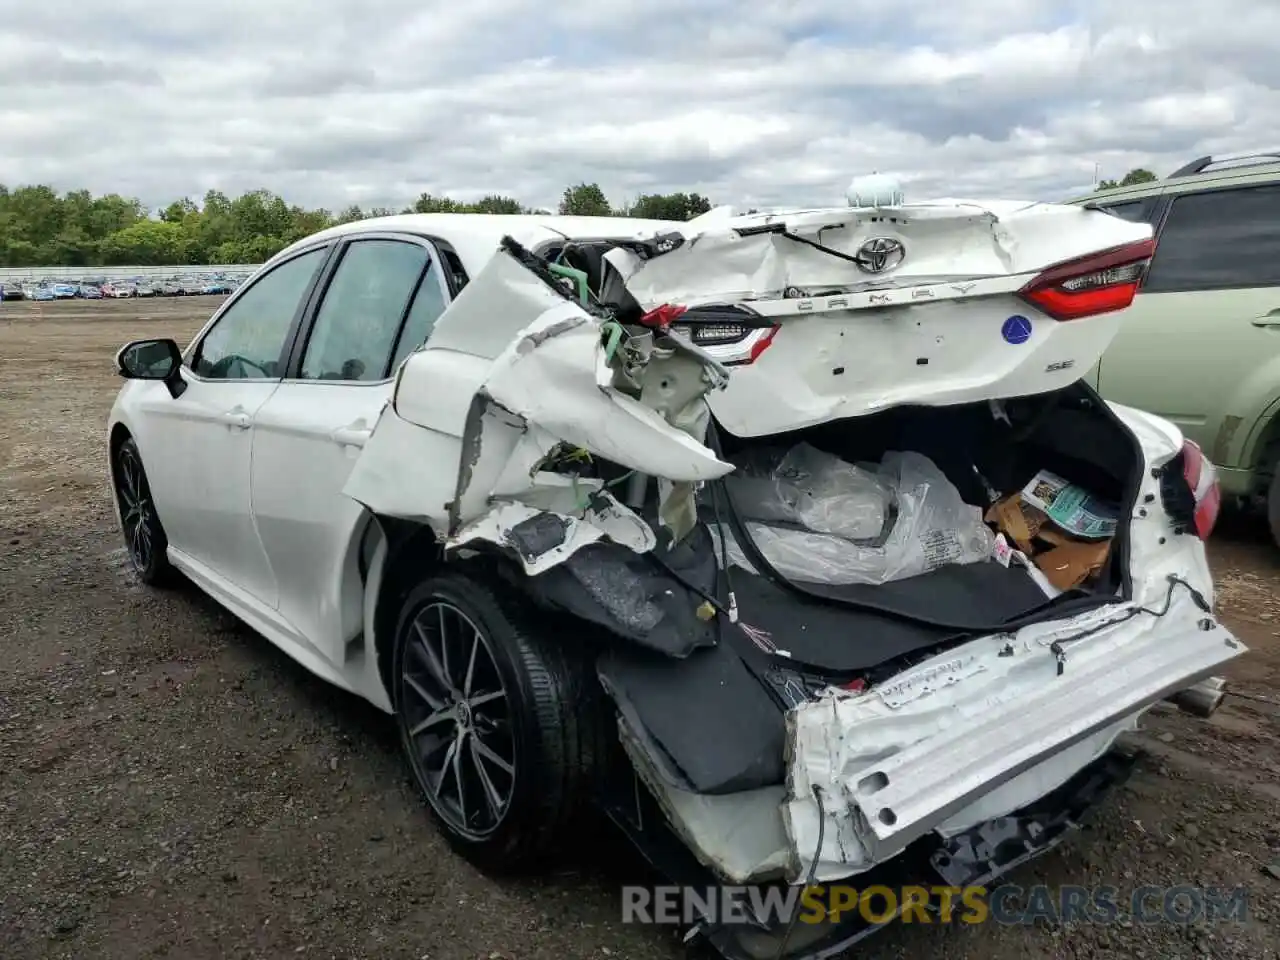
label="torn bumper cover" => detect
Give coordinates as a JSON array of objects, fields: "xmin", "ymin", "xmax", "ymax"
[{"xmin": 783, "ymin": 587, "xmax": 1242, "ymax": 884}]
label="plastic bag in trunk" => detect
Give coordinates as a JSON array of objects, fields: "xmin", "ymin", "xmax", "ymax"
[
  {"xmin": 716, "ymin": 447, "xmax": 995, "ymax": 585},
  {"xmin": 725, "ymin": 443, "xmax": 894, "ymax": 540}
]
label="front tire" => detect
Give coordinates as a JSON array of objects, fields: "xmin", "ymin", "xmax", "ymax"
[
  {"xmin": 113, "ymin": 437, "xmax": 177, "ymax": 586},
  {"xmin": 391, "ymin": 572, "xmax": 607, "ymax": 871}
]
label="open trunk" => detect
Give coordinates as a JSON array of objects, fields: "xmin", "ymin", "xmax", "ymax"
[
  {"xmin": 585, "ymin": 392, "xmax": 1242, "ymax": 896},
  {"xmin": 586, "ymin": 382, "xmax": 1141, "ymax": 800},
  {"xmin": 713, "ymin": 383, "xmax": 1141, "ymax": 638}
]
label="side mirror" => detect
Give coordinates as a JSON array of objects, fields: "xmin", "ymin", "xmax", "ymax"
[{"xmin": 116, "ymin": 338, "xmax": 187, "ymax": 398}]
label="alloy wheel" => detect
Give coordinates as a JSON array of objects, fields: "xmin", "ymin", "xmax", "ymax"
[
  {"xmin": 400, "ymin": 601, "xmax": 516, "ymax": 839},
  {"xmin": 116, "ymin": 444, "xmax": 155, "ymax": 575}
]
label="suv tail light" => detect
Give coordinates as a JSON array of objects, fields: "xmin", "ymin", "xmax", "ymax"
[
  {"xmin": 1159, "ymin": 440, "xmax": 1221, "ymax": 540},
  {"xmin": 1018, "ymin": 238, "xmax": 1156, "ymax": 321},
  {"xmin": 665, "ymin": 304, "xmax": 780, "ymax": 366}
]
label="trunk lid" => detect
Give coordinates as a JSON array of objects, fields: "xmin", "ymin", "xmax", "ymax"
[{"xmin": 607, "ymin": 202, "xmax": 1154, "ymax": 436}]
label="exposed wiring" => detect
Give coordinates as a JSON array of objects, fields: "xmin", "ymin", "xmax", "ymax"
[
  {"xmin": 1048, "ymin": 574, "xmax": 1209, "ymax": 675},
  {"xmin": 706, "ymin": 463, "xmax": 740, "ymax": 623},
  {"xmin": 740, "ymin": 622, "xmax": 778, "ymax": 654},
  {"xmin": 498, "ymin": 236, "xmax": 609, "ymax": 319},
  {"xmin": 600, "ymin": 320, "xmax": 624, "ymax": 363},
  {"xmin": 546, "ymin": 260, "xmax": 591, "ymax": 304},
  {"xmin": 646, "ymin": 550, "xmax": 731, "ymax": 619},
  {"xmin": 778, "ymin": 229, "xmax": 873, "ymax": 267},
  {"xmin": 629, "ymin": 434, "xmax": 788, "ymax": 662},
  {"xmin": 773, "ymin": 785, "xmax": 827, "ymax": 960},
  {"xmin": 738, "ymin": 223, "xmax": 876, "ymax": 269}
]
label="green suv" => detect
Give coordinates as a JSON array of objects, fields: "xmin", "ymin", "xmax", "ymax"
[{"xmin": 1073, "ymin": 150, "xmax": 1280, "ymax": 544}]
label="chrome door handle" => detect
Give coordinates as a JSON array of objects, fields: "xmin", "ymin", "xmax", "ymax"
[
  {"xmin": 224, "ymin": 411, "xmax": 251, "ymax": 430},
  {"xmin": 330, "ymin": 426, "xmax": 372, "ymax": 448}
]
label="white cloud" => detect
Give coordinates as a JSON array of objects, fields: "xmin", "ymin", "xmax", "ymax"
[{"xmin": 1, "ymin": 0, "xmax": 1278, "ymax": 212}]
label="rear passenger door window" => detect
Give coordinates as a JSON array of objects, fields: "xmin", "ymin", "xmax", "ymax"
[
  {"xmin": 300, "ymin": 239, "xmax": 432, "ymax": 381},
  {"xmin": 388, "ymin": 264, "xmax": 450, "ymax": 372},
  {"xmin": 1144, "ymin": 184, "xmax": 1280, "ymax": 293}
]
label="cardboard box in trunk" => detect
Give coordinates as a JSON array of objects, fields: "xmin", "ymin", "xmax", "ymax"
[{"xmin": 984, "ymin": 494, "xmax": 1112, "ymax": 592}]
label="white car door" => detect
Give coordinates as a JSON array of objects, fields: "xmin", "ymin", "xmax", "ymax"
[
  {"xmin": 138, "ymin": 245, "xmax": 332, "ymax": 606},
  {"xmin": 249, "ymin": 234, "xmax": 452, "ymax": 666}
]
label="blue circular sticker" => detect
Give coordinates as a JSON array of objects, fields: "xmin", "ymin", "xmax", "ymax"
[{"xmin": 1002, "ymin": 314, "xmax": 1033, "ymax": 345}]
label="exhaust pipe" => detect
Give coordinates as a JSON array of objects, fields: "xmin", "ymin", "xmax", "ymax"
[{"xmin": 1165, "ymin": 676, "xmax": 1227, "ymax": 718}]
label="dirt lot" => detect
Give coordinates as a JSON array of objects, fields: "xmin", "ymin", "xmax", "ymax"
[{"xmin": 1, "ymin": 297, "xmax": 1277, "ymax": 960}]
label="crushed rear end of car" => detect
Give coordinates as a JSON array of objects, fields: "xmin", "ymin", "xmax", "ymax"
[{"xmin": 342, "ymin": 200, "xmax": 1245, "ymax": 957}]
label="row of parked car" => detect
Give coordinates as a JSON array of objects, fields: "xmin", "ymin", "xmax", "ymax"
[{"xmin": 0, "ymin": 273, "xmax": 249, "ymax": 302}]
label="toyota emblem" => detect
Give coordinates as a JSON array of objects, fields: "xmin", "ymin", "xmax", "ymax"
[{"xmin": 856, "ymin": 237, "xmax": 906, "ymax": 274}]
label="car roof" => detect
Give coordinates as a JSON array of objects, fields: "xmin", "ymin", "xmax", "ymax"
[
  {"xmin": 1072, "ymin": 181, "xmax": 1166, "ymax": 205},
  {"xmin": 1072, "ymin": 149, "xmax": 1280, "ymax": 205},
  {"xmin": 270, "ymin": 213, "xmax": 681, "ymax": 275}
]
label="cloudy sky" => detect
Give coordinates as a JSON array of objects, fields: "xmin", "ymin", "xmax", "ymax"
[{"xmin": 2, "ymin": 0, "xmax": 1278, "ymax": 213}]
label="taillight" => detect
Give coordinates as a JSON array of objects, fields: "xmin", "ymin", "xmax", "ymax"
[
  {"xmin": 666, "ymin": 304, "xmax": 780, "ymax": 366},
  {"xmin": 1018, "ymin": 238, "xmax": 1156, "ymax": 321},
  {"xmin": 1159, "ymin": 440, "xmax": 1221, "ymax": 540}
]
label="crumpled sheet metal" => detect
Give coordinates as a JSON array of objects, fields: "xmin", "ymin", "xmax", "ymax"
[
  {"xmin": 474, "ymin": 305, "xmax": 732, "ymax": 487},
  {"xmin": 608, "ymin": 202, "xmax": 1151, "ymax": 310},
  {"xmin": 781, "ymin": 588, "xmax": 1242, "ymax": 884},
  {"xmin": 447, "ymin": 493, "xmax": 657, "ymax": 576},
  {"xmin": 346, "ymin": 241, "xmax": 735, "ymax": 574}
]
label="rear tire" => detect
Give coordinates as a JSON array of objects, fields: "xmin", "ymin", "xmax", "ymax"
[{"xmin": 391, "ymin": 572, "xmax": 608, "ymax": 872}]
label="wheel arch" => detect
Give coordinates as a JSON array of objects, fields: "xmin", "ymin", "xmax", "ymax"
[
  {"xmin": 368, "ymin": 516, "xmax": 449, "ymax": 704},
  {"xmin": 1245, "ymin": 402, "xmax": 1280, "ymax": 496},
  {"xmin": 107, "ymin": 421, "xmax": 133, "ymax": 488},
  {"xmin": 106, "ymin": 420, "xmax": 139, "ymax": 531},
  {"xmin": 365, "ymin": 517, "xmax": 562, "ymax": 706}
]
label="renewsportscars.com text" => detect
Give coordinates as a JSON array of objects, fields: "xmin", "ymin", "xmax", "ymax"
[{"xmin": 622, "ymin": 883, "xmax": 1251, "ymax": 927}]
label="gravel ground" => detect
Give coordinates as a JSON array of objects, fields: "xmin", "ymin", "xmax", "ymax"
[{"xmin": 1, "ymin": 297, "xmax": 1277, "ymax": 960}]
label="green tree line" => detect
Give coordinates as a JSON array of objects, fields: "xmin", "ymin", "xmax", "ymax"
[
  {"xmin": 1096, "ymin": 168, "xmax": 1158, "ymax": 191},
  {"xmin": 0, "ymin": 182, "xmax": 713, "ymax": 268}
]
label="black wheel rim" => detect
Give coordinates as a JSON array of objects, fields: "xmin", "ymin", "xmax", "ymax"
[
  {"xmin": 116, "ymin": 445, "xmax": 155, "ymax": 575},
  {"xmin": 400, "ymin": 601, "xmax": 515, "ymax": 839}
]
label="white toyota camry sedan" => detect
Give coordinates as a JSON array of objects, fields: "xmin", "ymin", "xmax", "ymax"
[{"xmin": 108, "ymin": 205, "xmax": 1242, "ymax": 958}]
